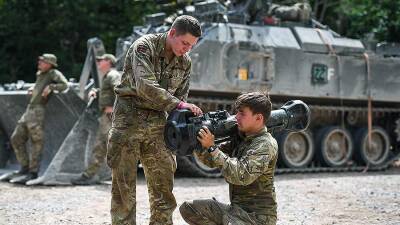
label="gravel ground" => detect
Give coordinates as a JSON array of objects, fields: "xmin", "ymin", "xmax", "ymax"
[{"xmin": 1, "ymin": 169, "xmax": 400, "ymax": 225}]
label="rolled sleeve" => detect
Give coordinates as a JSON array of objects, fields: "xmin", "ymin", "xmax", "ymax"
[
  {"xmin": 100, "ymin": 72, "xmax": 120, "ymax": 108},
  {"xmin": 49, "ymin": 71, "xmax": 68, "ymax": 92}
]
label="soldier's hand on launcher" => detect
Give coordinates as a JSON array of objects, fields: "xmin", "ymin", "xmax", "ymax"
[
  {"xmin": 197, "ymin": 126, "xmax": 215, "ymax": 149},
  {"xmin": 178, "ymin": 102, "xmax": 203, "ymax": 116}
]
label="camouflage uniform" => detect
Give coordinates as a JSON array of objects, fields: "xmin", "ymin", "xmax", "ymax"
[
  {"xmin": 82, "ymin": 69, "xmax": 120, "ymax": 178},
  {"xmin": 108, "ymin": 32, "xmax": 191, "ymax": 225},
  {"xmin": 180, "ymin": 127, "xmax": 278, "ymax": 225},
  {"xmin": 11, "ymin": 68, "xmax": 68, "ymax": 173}
]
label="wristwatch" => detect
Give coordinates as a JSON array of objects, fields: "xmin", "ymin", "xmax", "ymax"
[{"xmin": 207, "ymin": 145, "xmax": 218, "ymax": 153}]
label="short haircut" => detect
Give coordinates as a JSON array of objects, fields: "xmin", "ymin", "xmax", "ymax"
[
  {"xmin": 171, "ymin": 15, "xmax": 202, "ymax": 37},
  {"xmin": 235, "ymin": 91, "xmax": 272, "ymax": 122}
]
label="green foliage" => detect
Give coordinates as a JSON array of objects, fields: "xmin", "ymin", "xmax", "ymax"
[
  {"xmin": 340, "ymin": 0, "xmax": 400, "ymax": 42},
  {"xmin": 0, "ymin": 0, "xmax": 157, "ymax": 83},
  {"xmin": 279, "ymin": 0, "xmax": 400, "ymax": 42}
]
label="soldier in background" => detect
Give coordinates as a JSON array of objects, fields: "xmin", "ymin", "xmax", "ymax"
[
  {"xmin": 72, "ymin": 53, "xmax": 121, "ymax": 185},
  {"xmin": 180, "ymin": 92, "xmax": 279, "ymax": 225},
  {"xmin": 0, "ymin": 53, "xmax": 68, "ymax": 184},
  {"xmin": 268, "ymin": 1, "xmax": 311, "ymax": 23},
  {"xmin": 226, "ymin": 0, "xmax": 311, "ymax": 24},
  {"xmin": 107, "ymin": 15, "xmax": 202, "ymax": 225}
]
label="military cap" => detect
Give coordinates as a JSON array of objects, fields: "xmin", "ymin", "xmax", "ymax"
[
  {"xmin": 96, "ymin": 53, "xmax": 117, "ymax": 65},
  {"xmin": 39, "ymin": 53, "xmax": 58, "ymax": 67}
]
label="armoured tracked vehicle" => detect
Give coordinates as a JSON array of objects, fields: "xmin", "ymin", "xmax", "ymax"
[
  {"xmin": 1, "ymin": 0, "xmax": 400, "ymax": 182},
  {"xmin": 115, "ymin": 0, "xmax": 400, "ymax": 176}
]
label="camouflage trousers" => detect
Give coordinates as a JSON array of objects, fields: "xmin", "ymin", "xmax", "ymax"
[
  {"xmin": 10, "ymin": 105, "xmax": 45, "ymax": 173},
  {"xmin": 107, "ymin": 126, "xmax": 177, "ymax": 225},
  {"xmin": 83, "ymin": 112, "xmax": 112, "ymax": 178},
  {"xmin": 179, "ymin": 199, "xmax": 276, "ymax": 225}
]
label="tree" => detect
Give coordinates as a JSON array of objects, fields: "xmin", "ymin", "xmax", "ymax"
[
  {"xmin": 0, "ymin": 0, "xmax": 158, "ymax": 83},
  {"xmin": 340, "ymin": 0, "xmax": 400, "ymax": 42},
  {"xmin": 276, "ymin": 0, "xmax": 400, "ymax": 42}
]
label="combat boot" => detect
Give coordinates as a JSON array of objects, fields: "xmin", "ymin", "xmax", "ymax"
[
  {"xmin": 9, "ymin": 172, "xmax": 38, "ymax": 184},
  {"xmin": 0, "ymin": 167, "xmax": 29, "ymax": 182},
  {"xmin": 71, "ymin": 173, "xmax": 96, "ymax": 185}
]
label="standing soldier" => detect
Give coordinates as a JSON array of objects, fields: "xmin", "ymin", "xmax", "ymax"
[
  {"xmin": 180, "ymin": 92, "xmax": 279, "ymax": 225},
  {"xmin": 107, "ymin": 16, "xmax": 202, "ymax": 225},
  {"xmin": 72, "ymin": 53, "xmax": 121, "ymax": 185},
  {"xmin": 0, "ymin": 53, "xmax": 68, "ymax": 184}
]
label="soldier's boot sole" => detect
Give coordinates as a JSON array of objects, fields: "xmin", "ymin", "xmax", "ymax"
[
  {"xmin": 0, "ymin": 171, "xmax": 24, "ymax": 182},
  {"xmin": 9, "ymin": 173, "xmax": 37, "ymax": 184}
]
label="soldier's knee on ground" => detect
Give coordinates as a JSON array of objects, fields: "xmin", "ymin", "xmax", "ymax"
[
  {"xmin": 179, "ymin": 201, "xmax": 196, "ymax": 219},
  {"xmin": 180, "ymin": 201, "xmax": 210, "ymax": 225}
]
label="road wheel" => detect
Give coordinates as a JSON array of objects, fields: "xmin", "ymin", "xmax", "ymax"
[
  {"xmin": 278, "ymin": 131, "xmax": 314, "ymax": 168},
  {"xmin": 317, "ymin": 126, "xmax": 353, "ymax": 167},
  {"xmin": 354, "ymin": 126, "xmax": 390, "ymax": 166}
]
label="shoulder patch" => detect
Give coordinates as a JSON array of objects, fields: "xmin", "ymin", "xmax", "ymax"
[
  {"xmin": 135, "ymin": 43, "xmax": 151, "ymax": 59},
  {"xmin": 137, "ymin": 44, "xmax": 147, "ymax": 53}
]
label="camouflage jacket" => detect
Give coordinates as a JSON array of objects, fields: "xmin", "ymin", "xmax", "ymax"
[
  {"xmin": 195, "ymin": 127, "xmax": 278, "ymax": 218},
  {"xmin": 112, "ymin": 32, "xmax": 191, "ymax": 130},
  {"xmin": 30, "ymin": 69, "xmax": 68, "ymax": 106},
  {"xmin": 97, "ymin": 69, "xmax": 120, "ymax": 111}
]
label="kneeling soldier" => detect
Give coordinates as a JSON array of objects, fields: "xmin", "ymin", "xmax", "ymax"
[{"xmin": 180, "ymin": 92, "xmax": 279, "ymax": 225}]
